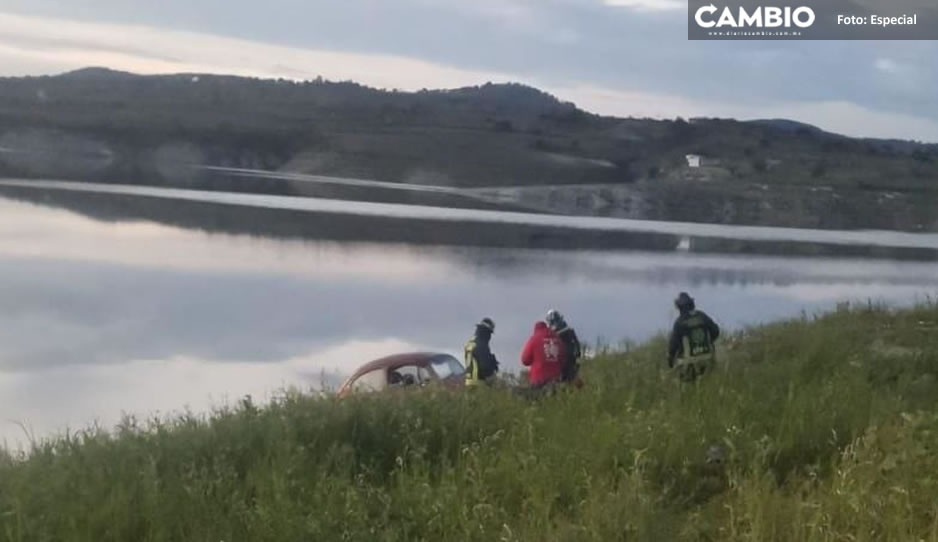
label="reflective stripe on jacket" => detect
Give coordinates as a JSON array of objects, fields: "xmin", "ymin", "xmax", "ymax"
[
  {"xmin": 465, "ymin": 334, "xmax": 497, "ymax": 385},
  {"xmin": 465, "ymin": 338, "xmax": 482, "ymax": 385}
]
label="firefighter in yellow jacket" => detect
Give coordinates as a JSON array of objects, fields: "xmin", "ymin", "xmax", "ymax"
[{"xmin": 464, "ymin": 318, "xmax": 500, "ymax": 386}]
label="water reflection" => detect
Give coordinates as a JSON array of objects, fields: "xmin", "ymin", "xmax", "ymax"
[
  {"xmin": 1, "ymin": 196, "xmax": 937, "ymax": 446},
  {"xmin": 2, "ymin": 180, "xmax": 938, "ymax": 260}
]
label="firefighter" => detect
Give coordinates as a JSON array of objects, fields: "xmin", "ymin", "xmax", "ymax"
[
  {"xmin": 668, "ymin": 293, "xmax": 721, "ymax": 382},
  {"xmin": 546, "ymin": 309, "xmax": 582, "ymax": 384},
  {"xmin": 464, "ymin": 318, "xmax": 499, "ymax": 386}
]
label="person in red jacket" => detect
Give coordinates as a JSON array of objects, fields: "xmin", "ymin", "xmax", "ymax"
[{"xmin": 521, "ymin": 321, "xmax": 567, "ymax": 389}]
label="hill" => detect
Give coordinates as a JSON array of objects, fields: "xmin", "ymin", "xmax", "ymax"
[
  {"xmin": 0, "ymin": 69, "xmax": 937, "ymax": 231},
  {"xmin": 2, "ymin": 303, "xmax": 938, "ymax": 540}
]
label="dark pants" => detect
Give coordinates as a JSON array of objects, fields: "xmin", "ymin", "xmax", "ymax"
[{"xmin": 677, "ymin": 359, "xmax": 712, "ymax": 382}]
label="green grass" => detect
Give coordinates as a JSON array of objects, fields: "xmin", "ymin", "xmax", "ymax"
[{"xmin": 3, "ymin": 302, "xmax": 938, "ymax": 541}]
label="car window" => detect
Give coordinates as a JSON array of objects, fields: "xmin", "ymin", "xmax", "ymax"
[
  {"xmin": 429, "ymin": 355, "xmax": 465, "ymax": 380},
  {"xmin": 351, "ymin": 368, "xmax": 387, "ymax": 393},
  {"xmin": 390, "ymin": 365, "xmax": 423, "ymax": 387}
]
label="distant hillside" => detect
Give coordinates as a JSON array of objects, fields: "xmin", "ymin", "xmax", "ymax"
[{"xmin": 0, "ymin": 68, "xmax": 936, "ymax": 231}]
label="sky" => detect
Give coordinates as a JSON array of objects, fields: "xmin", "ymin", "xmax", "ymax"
[{"xmin": 0, "ymin": 1, "xmax": 936, "ymax": 141}]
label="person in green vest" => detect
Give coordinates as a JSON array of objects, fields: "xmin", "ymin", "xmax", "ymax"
[
  {"xmin": 668, "ymin": 292, "xmax": 721, "ymax": 382},
  {"xmin": 465, "ymin": 318, "xmax": 500, "ymax": 386}
]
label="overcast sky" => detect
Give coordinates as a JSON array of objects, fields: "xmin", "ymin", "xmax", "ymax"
[{"xmin": 0, "ymin": 0, "xmax": 936, "ymax": 141}]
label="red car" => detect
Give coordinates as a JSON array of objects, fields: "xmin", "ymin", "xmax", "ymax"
[{"xmin": 337, "ymin": 352, "xmax": 466, "ymax": 398}]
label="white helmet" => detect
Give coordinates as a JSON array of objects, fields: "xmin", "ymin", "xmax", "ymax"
[{"xmin": 546, "ymin": 309, "xmax": 564, "ymax": 329}]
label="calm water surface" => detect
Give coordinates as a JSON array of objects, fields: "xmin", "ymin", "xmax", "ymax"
[{"xmin": 1, "ymin": 193, "xmax": 937, "ymax": 446}]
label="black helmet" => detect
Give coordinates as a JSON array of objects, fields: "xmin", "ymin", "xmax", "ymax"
[
  {"xmin": 674, "ymin": 292, "xmax": 696, "ymax": 311},
  {"xmin": 478, "ymin": 317, "xmax": 496, "ymax": 332}
]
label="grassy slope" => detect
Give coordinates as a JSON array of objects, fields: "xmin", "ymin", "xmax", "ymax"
[{"xmin": 3, "ymin": 302, "xmax": 938, "ymax": 541}]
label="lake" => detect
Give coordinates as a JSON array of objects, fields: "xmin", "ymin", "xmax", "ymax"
[{"xmin": 1, "ymin": 180, "xmax": 937, "ymax": 446}]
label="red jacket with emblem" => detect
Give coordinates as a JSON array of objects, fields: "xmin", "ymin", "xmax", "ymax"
[{"xmin": 521, "ymin": 321, "xmax": 567, "ymax": 387}]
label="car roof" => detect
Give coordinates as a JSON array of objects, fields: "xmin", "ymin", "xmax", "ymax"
[{"xmin": 347, "ymin": 352, "xmax": 452, "ymax": 381}]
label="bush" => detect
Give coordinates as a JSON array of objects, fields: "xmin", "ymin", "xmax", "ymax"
[
  {"xmin": 493, "ymin": 120, "xmax": 514, "ymax": 133},
  {"xmin": 811, "ymin": 162, "xmax": 828, "ymax": 178}
]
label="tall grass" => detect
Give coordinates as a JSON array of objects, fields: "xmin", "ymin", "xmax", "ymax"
[{"xmin": 2, "ymin": 302, "xmax": 938, "ymax": 541}]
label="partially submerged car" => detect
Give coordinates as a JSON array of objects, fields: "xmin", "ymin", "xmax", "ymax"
[{"xmin": 337, "ymin": 352, "xmax": 466, "ymax": 398}]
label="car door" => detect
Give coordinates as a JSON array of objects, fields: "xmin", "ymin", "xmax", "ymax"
[{"xmin": 349, "ymin": 368, "xmax": 389, "ymax": 393}]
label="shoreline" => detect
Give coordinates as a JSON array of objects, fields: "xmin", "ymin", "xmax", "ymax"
[{"xmin": 1, "ymin": 179, "xmax": 938, "ymax": 261}]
